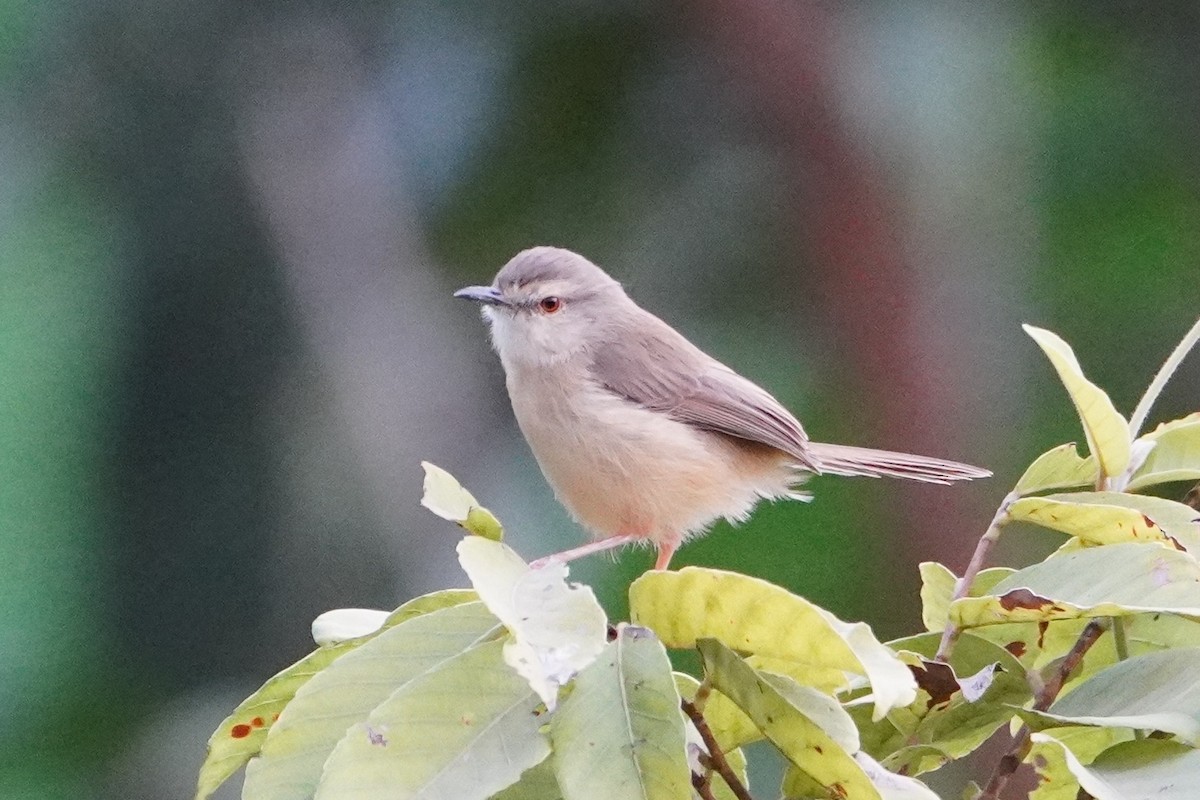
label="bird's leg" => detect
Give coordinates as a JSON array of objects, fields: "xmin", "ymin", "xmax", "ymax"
[
  {"xmin": 654, "ymin": 538, "xmax": 681, "ymax": 571},
  {"xmin": 529, "ymin": 533, "xmax": 642, "ymax": 569}
]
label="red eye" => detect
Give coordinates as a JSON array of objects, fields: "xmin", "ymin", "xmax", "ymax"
[{"xmin": 539, "ymin": 296, "xmax": 562, "ymax": 313}]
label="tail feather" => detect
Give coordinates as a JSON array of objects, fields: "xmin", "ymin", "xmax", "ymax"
[{"xmin": 807, "ymin": 442, "xmax": 991, "ymax": 485}]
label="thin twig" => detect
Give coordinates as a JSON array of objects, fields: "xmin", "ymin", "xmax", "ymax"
[
  {"xmin": 681, "ymin": 699, "xmax": 754, "ymax": 800},
  {"xmin": 691, "ymin": 765, "xmax": 718, "ymax": 800},
  {"xmin": 935, "ymin": 492, "xmax": 1018, "ymax": 662},
  {"xmin": 979, "ymin": 618, "xmax": 1109, "ymax": 800},
  {"xmin": 1128, "ymin": 316, "xmax": 1200, "ymax": 440}
]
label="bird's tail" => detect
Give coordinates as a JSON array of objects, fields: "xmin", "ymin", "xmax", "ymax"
[{"xmin": 807, "ymin": 442, "xmax": 991, "ymax": 485}]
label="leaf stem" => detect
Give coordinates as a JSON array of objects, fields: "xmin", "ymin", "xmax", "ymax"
[
  {"xmin": 978, "ymin": 618, "xmax": 1109, "ymax": 800},
  {"xmin": 1128, "ymin": 316, "xmax": 1200, "ymax": 440},
  {"xmin": 681, "ymin": 699, "xmax": 754, "ymax": 800},
  {"xmin": 935, "ymin": 492, "xmax": 1017, "ymax": 662},
  {"xmin": 1112, "ymin": 616, "xmax": 1130, "ymax": 662}
]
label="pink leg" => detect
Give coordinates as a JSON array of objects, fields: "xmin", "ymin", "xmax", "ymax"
[
  {"xmin": 654, "ymin": 539, "xmax": 680, "ymax": 571},
  {"xmin": 529, "ymin": 534, "xmax": 642, "ymax": 569}
]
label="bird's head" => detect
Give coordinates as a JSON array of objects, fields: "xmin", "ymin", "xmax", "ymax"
[{"xmin": 455, "ymin": 247, "xmax": 626, "ymax": 367}]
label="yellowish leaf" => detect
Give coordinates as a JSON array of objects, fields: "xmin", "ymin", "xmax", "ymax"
[{"xmin": 1023, "ymin": 325, "xmax": 1131, "ymax": 479}]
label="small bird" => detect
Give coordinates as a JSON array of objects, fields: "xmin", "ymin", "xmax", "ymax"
[{"xmin": 455, "ymin": 247, "xmax": 989, "ymax": 570}]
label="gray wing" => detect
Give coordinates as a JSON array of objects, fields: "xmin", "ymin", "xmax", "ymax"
[{"xmin": 590, "ymin": 311, "xmax": 818, "ymax": 470}]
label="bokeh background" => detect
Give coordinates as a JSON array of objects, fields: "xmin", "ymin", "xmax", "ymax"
[{"xmin": 2, "ymin": 2, "xmax": 1198, "ymax": 798}]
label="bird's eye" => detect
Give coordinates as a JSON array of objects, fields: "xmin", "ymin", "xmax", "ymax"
[{"xmin": 538, "ymin": 296, "xmax": 562, "ymax": 314}]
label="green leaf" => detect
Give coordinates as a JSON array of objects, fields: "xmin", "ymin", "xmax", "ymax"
[
  {"xmin": 550, "ymin": 625, "xmax": 691, "ymax": 800},
  {"xmin": 314, "ymin": 638, "xmax": 549, "ymax": 800},
  {"xmin": 196, "ymin": 589, "xmax": 477, "ymax": 800},
  {"xmin": 489, "ymin": 758, "xmax": 562, "ymax": 800},
  {"xmin": 1021, "ymin": 647, "xmax": 1200, "ymax": 744},
  {"xmin": 1014, "ymin": 443, "xmax": 1099, "ymax": 496},
  {"xmin": 1029, "ymin": 735, "xmax": 1200, "ymax": 800},
  {"xmin": 698, "ymin": 638, "xmax": 879, "ymax": 800},
  {"xmin": 631, "ymin": 568, "xmax": 915, "ymax": 720},
  {"xmin": 457, "ymin": 537, "xmax": 607, "ymax": 708},
  {"xmin": 878, "ymin": 745, "xmax": 952, "ymax": 777},
  {"xmin": 421, "ymin": 461, "xmax": 504, "ymax": 540},
  {"xmin": 241, "ymin": 601, "xmax": 501, "ymax": 800},
  {"xmin": 919, "ymin": 563, "xmax": 1013, "ymax": 633},
  {"xmin": 949, "ymin": 542, "xmax": 1200, "ymax": 628},
  {"xmin": 853, "ymin": 633, "xmax": 1029, "ymax": 773},
  {"xmin": 1023, "ymin": 325, "xmax": 1131, "ymax": 479},
  {"xmin": 1128, "ymin": 416, "xmax": 1200, "ymax": 491},
  {"xmin": 1008, "ymin": 491, "xmax": 1200, "ymax": 551}
]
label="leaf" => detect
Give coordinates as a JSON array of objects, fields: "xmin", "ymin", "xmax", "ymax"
[
  {"xmin": 314, "ymin": 638, "xmax": 549, "ymax": 800},
  {"xmin": 698, "ymin": 638, "xmax": 879, "ymax": 800},
  {"xmin": 631, "ymin": 568, "xmax": 915, "ymax": 720},
  {"xmin": 949, "ymin": 542, "xmax": 1200, "ymax": 628},
  {"xmin": 1015, "ymin": 443, "xmax": 1099, "ymax": 496},
  {"xmin": 971, "ymin": 608, "xmax": 1200, "ymax": 678},
  {"xmin": 490, "ymin": 757, "xmax": 562, "ymax": 800},
  {"xmin": 241, "ymin": 601, "xmax": 501, "ymax": 800},
  {"xmin": 310, "ymin": 609, "xmax": 390, "ymax": 646},
  {"xmin": 852, "ymin": 633, "xmax": 1029, "ymax": 774},
  {"xmin": 1128, "ymin": 417, "xmax": 1200, "ymax": 491},
  {"xmin": 878, "ymin": 745, "xmax": 952, "ymax": 777},
  {"xmin": 196, "ymin": 589, "xmax": 478, "ymax": 800},
  {"xmin": 1020, "ymin": 647, "xmax": 1200, "ymax": 744},
  {"xmin": 550, "ymin": 625, "xmax": 691, "ymax": 800},
  {"xmin": 421, "ymin": 461, "xmax": 504, "ymax": 540},
  {"xmin": 1023, "ymin": 325, "xmax": 1131, "ymax": 479},
  {"xmin": 457, "ymin": 537, "xmax": 607, "ymax": 709},
  {"xmin": 1029, "ymin": 734, "xmax": 1200, "ymax": 800},
  {"xmin": 1008, "ymin": 491, "xmax": 1200, "ymax": 551},
  {"xmin": 919, "ymin": 563, "xmax": 1014, "ymax": 633}
]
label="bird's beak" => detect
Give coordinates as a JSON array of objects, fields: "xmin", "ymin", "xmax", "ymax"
[{"xmin": 453, "ymin": 285, "xmax": 509, "ymax": 306}]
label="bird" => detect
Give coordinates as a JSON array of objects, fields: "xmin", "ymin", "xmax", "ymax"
[{"xmin": 454, "ymin": 246, "xmax": 989, "ymax": 570}]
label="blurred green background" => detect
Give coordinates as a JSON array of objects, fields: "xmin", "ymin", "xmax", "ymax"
[{"xmin": 1, "ymin": 2, "xmax": 1197, "ymax": 798}]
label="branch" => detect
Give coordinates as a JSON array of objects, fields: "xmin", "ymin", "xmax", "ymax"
[
  {"xmin": 979, "ymin": 618, "xmax": 1109, "ymax": 800},
  {"xmin": 681, "ymin": 699, "xmax": 754, "ymax": 800},
  {"xmin": 691, "ymin": 766, "xmax": 718, "ymax": 800},
  {"xmin": 935, "ymin": 492, "xmax": 1017, "ymax": 662}
]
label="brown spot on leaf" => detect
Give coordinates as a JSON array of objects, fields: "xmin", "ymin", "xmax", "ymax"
[
  {"xmin": 999, "ymin": 588, "xmax": 1055, "ymax": 611},
  {"xmin": 1037, "ymin": 620, "xmax": 1050, "ymax": 649},
  {"xmin": 910, "ymin": 660, "xmax": 960, "ymax": 710},
  {"xmin": 1005, "ymin": 641, "xmax": 1027, "ymax": 657},
  {"xmin": 251, "ymin": 717, "xmax": 264, "ymax": 728},
  {"xmin": 231, "ymin": 724, "xmax": 253, "ymax": 739}
]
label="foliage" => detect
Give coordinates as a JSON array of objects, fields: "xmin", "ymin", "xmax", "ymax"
[{"xmin": 198, "ymin": 320, "xmax": 1200, "ymax": 799}]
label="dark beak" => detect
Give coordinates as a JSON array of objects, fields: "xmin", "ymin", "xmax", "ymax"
[{"xmin": 453, "ymin": 285, "xmax": 509, "ymax": 306}]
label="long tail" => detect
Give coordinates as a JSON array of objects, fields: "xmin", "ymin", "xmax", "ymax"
[{"xmin": 807, "ymin": 442, "xmax": 991, "ymax": 485}]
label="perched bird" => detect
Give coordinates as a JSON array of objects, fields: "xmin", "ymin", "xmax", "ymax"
[{"xmin": 455, "ymin": 247, "xmax": 989, "ymax": 570}]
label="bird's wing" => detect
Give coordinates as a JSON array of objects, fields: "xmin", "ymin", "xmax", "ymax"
[{"xmin": 590, "ymin": 312, "xmax": 818, "ymax": 470}]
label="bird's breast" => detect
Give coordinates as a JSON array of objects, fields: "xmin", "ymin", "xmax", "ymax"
[{"xmin": 504, "ymin": 362, "xmax": 791, "ymax": 542}]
